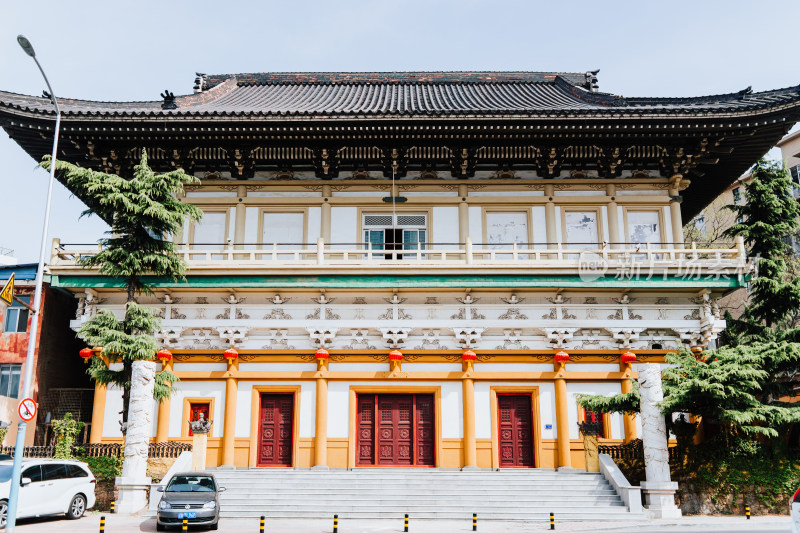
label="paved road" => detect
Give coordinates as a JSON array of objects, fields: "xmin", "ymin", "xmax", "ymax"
[{"xmin": 7, "ymin": 513, "xmax": 794, "ymax": 532}]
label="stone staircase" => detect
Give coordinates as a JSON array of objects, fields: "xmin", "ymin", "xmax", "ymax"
[{"xmin": 209, "ymin": 469, "xmax": 644, "ymax": 521}]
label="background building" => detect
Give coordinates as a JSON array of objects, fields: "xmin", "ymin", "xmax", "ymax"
[
  {"xmin": 1, "ymin": 71, "xmax": 798, "ymax": 469},
  {"xmin": 0, "ymin": 264, "xmax": 90, "ymax": 446}
]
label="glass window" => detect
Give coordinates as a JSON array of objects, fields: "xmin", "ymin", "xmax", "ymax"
[
  {"xmin": 732, "ymin": 187, "xmax": 741, "ymax": 204},
  {"xmin": 790, "ymin": 165, "xmax": 800, "ymax": 185},
  {"xmin": 627, "ymin": 211, "xmax": 661, "ymax": 245},
  {"xmin": 0, "ymin": 364, "xmax": 21, "ymax": 398},
  {"xmin": 67, "ymin": 464, "xmax": 88, "ymax": 478},
  {"xmin": 564, "ymin": 211, "xmax": 599, "ymax": 249},
  {"xmin": 262, "ymin": 212, "xmax": 304, "ymax": 249},
  {"xmin": 486, "ymin": 212, "xmax": 528, "ymax": 249},
  {"xmin": 192, "ymin": 212, "xmax": 227, "ymax": 249},
  {"xmin": 22, "ymin": 465, "xmax": 42, "ymax": 483},
  {"xmin": 4, "ymin": 296, "xmax": 30, "ymax": 334},
  {"xmin": 42, "ymin": 463, "xmax": 68, "ymax": 481}
]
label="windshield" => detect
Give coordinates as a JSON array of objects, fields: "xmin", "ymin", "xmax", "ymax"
[
  {"xmin": 166, "ymin": 475, "xmax": 216, "ymax": 492},
  {"xmin": 0, "ymin": 465, "xmax": 12, "ymax": 483}
]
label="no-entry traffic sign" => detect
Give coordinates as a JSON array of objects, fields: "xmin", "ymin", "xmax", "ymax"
[{"xmin": 18, "ymin": 398, "xmax": 36, "ymax": 422}]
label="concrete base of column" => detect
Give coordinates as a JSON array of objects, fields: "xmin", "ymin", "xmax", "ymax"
[
  {"xmin": 461, "ymin": 465, "xmax": 479, "ymax": 471},
  {"xmin": 557, "ymin": 466, "xmax": 577, "ymax": 472},
  {"xmin": 641, "ymin": 481, "xmax": 682, "ymax": 518},
  {"xmin": 312, "ymin": 464, "xmax": 330, "ymax": 470},
  {"xmin": 216, "ymin": 464, "xmax": 236, "ymax": 470},
  {"xmin": 115, "ymin": 477, "xmax": 151, "ymax": 514}
]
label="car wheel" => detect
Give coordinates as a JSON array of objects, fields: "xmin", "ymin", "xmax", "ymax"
[
  {"xmin": 209, "ymin": 521, "xmax": 218, "ymax": 531},
  {"xmin": 67, "ymin": 494, "xmax": 86, "ymax": 519},
  {"xmin": 0, "ymin": 500, "xmax": 7, "ymax": 529},
  {"xmin": 156, "ymin": 522, "xmax": 166, "ymax": 531}
]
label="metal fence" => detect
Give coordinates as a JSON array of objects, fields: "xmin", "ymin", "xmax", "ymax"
[
  {"xmin": 0, "ymin": 442, "xmax": 191, "ymax": 459},
  {"xmin": 598, "ymin": 439, "xmax": 681, "ymax": 463}
]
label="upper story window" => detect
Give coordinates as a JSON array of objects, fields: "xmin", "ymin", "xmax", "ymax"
[
  {"xmin": 485, "ymin": 211, "xmax": 529, "ymax": 249},
  {"xmin": 732, "ymin": 187, "xmax": 742, "ymax": 204},
  {"xmin": 0, "ymin": 363, "xmax": 21, "ymax": 398},
  {"xmin": 3, "ymin": 295, "xmax": 30, "ymax": 334},
  {"xmin": 262, "ymin": 211, "xmax": 304, "ymax": 249},
  {"xmin": 790, "ymin": 165, "xmax": 800, "ymax": 185},
  {"xmin": 563, "ymin": 210, "xmax": 600, "ymax": 249},
  {"xmin": 191, "ymin": 211, "xmax": 228, "ymax": 249},
  {"xmin": 363, "ymin": 213, "xmax": 427, "ymax": 259},
  {"xmin": 627, "ymin": 210, "xmax": 661, "ymax": 246}
]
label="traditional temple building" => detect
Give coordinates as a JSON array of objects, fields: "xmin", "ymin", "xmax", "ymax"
[{"xmin": 1, "ymin": 71, "xmax": 798, "ymax": 470}]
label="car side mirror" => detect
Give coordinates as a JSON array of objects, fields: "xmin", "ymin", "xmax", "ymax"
[
  {"xmin": 218, "ymin": 487, "xmax": 226, "ymax": 492},
  {"xmin": 20, "ymin": 477, "xmax": 31, "ymax": 487},
  {"xmin": 157, "ymin": 486, "xmax": 164, "ymax": 492}
]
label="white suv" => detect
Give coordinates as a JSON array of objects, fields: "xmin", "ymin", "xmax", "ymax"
[{"xmin": 0, "ymin": 459, "xmax": 96, "ymax": 527}]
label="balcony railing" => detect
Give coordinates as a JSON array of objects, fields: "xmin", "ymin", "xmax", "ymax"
[{"xmin": 50, "ymin": 237, "xmax": 750, "ymax": 276}]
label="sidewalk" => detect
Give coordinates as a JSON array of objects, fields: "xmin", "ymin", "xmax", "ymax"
[{"xmin": 7, "ymin": 513, "xmax": 794, "ymax": 532}]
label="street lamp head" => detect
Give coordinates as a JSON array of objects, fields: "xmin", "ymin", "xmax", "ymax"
[{"xmin": 17, "ymin": 35, "xmax": 36, "ymax": 58}]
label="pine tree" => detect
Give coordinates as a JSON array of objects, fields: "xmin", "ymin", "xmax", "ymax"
[
  {"xmin": 724, "ymin": 158, "xmax": 800, "ymax": 343},
  {"xmin": 43, "ymin": 152, "xmax": 202, "ymax": 431}
]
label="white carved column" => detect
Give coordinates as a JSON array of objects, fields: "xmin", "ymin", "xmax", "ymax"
[
  {"xmin": 638, "ymin": 363, "xmax": 682, "ymax": 518},
  {"xmin": 116, "ymin": 360, "xmax": 156, "ymax": 514}
]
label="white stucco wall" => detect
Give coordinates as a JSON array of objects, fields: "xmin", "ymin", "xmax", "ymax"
[
  {"xmin": 331, "ymin": 207, "xmax": 358, "ymax": 243},
  {"xmin": 102, "ymin": 383, "xmax": 158, "ymax": 439},
  {"xmin": 432, "ymin": 206, "xmax": 459, "ymax": 246}
]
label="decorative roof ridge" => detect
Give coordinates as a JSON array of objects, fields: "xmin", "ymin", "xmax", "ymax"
[
  {"xmin": 552, "ymin": 76, "xmax": 623, "ymax": 106},
  {"xmin": 624, "ymin": 83, "xmax": 800, "ymax": 106},
  {"xmin": 200, "ymin": 71, "xmax": 595, "ymax": 90},
  {"xmin": 0, "ymin": 88, "xmax": 163, "ymax": 114}
]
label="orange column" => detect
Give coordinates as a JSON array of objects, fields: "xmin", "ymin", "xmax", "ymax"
[
  {"xmin": 462, "ymin": 377, "xmax": 477, "ymax": 469},
  {"xmin": 155, "ymin": 360, "xmax": 172, "ymax": 442},
  {"xmin": 620, "ymin": 363, "xmax": 637, "ymax": 442},
  {"xmin": 221, "ymin": 359, "xmax": 238, "ymax": 467},
  {"xmin": 314, "ymin": 376, "xmax": 328, "ymax": 468},
  {"xmin": 89, "ymin": 381, "xmax": 106, "ymax": 443},
  {"xmin": 554, "ymin": 361, "xmax": 572, "ymax": 469}
]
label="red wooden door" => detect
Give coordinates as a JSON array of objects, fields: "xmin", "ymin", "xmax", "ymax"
[
  {"xmin": 498, "ymin": 394, "xmax": 534, "ymax": 467},
  {"xmin": 188, "ymin": 403, "xmax": 210, "ymax": 437},
  {"xmin": 414, "ymin": 394, "xmax": 435, "ymax": 466},
  {"xmin": 378, "ymin": 395, "xmax": 413, "ymax": 465},
  {"xmin": 258, "ymin": 394, "xmax": 293, "ymax": 466},
  {"xmin": 357, "ymin": 394, "xmax": 376, "ymax": 465},
  {"xmin": 356, "ymin": 394, "xmax": 434, "ymax": 466}
]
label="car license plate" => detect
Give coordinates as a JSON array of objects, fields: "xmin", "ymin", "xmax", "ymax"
[{"xmin": 178, "ymin": 512, "xmax": 197, "ymax": 519}]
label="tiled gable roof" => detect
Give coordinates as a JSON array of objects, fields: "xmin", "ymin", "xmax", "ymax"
[{"xmin": 1, "ymin": 71, "xmax": 797, "ymax": 119}]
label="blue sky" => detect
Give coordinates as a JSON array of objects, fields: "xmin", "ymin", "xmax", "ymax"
[{"xmin": 1, "ymin": 0, "xmax": 798, "ymax": 262}]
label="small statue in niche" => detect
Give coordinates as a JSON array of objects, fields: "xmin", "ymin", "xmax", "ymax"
[{"xmin": 188, "ymin": 412, "xmax": 213, "ymax": 435}]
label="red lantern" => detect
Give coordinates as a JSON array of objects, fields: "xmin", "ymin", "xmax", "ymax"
[
  {"xmin": 223, "ymin": 348, "xmax": 239, "ymax": 361},
  {"xmin": 462, "ymin": 350, "xmax": 477, "ymax": 361},
  {"xmin": 156, "ymin": 349, "xmax": 172, "ymax": 363},
  {"xmin": 79, "ymin": 347, "xmax": 93, "ymax": 363},
  {"xmin": 554, "ymin": 351, "xmax": 570, "ymax": 363},
  {"xmin": 620, "ymin": 351, "xmax": 637, "ymax": 364},
  {"xmin": 388, "ymin": 350, "xmax": 403, "ymax": 361},
  {"xmin": 315, "ymin": 348, "xmax": 329, "ymax": 360}
]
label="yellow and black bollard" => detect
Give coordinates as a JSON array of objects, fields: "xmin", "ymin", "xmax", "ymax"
[
  {"xmin": 472, "ymin": 512, "xmax": 477, "ymax": 531},
  {"xmin": 260, "ymin": 515, "xmax": 265, "ymax": 532},
  {"xmin": 404, "ymin": 513, "xmax": 409, "ymax": 532},
  {"xmin": 550, "ymin": 512, "xmax": 555, "ymax": 530},
  {"xmin": 99, "ymin": 516, "xmax": 105, "ymax": 533},
  {"xmin": 110, "ymin": 501, "xmax": 115, "ymax": 513},
  {"xmin": 745, "ymin": 506, "xmax": 751, "ymax": 519},
  {"xmin": 333, "ymin": 514, "xmax": 338, "ymax": 533},
  {"xmin": 182, "ymin": 518, "xmax": 188, "ymax": 531}
]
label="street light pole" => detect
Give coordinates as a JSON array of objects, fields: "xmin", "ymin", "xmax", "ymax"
[{"xmin": 6, "ymin": 35, "xmax": 61, "ymax": 533}]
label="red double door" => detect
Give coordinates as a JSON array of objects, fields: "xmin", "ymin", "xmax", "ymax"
[
  {"xmin": 357, "ymin": 394, "xmax": 434, "ymax": 466},
  {"xmin": 498, "ymin": 394, "xmax": 535, "ymax": 467},
  {"xmin": 258, "ymin": 393, "xmax": 294, "ymax": 466}
]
